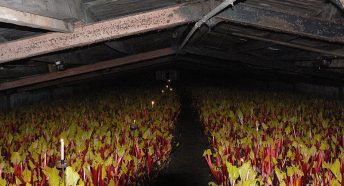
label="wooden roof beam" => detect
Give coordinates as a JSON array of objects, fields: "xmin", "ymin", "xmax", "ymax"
[
  {"xmin": 0, "ymin": 3, "xmax": 202, "ymax": 64},
  {"xmin": 1, "ymin": 1, "xmax": 344, "ymax": 64},
  {"xmin": 0, "ymin": 48, "xmax": 175, "ymax": 91}
]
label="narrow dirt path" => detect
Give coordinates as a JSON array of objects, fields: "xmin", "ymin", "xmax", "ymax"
[{"xmin": 150, "ymin": 89, "xmax": 210, "ymax": 186}]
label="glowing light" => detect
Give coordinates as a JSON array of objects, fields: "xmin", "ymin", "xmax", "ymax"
[
  {"xmin": 170, "ymin": 88, "xmax": 173, "ymax": 91},
  {"xmin": 168, "ymin": 79, "xmax": 171, "ymax": 83},
  {"xmin": 151, "ymin": 101, "xmax": 155, "ymax": 108},
  {"xmin": 240, "ymin": 157, "xmax": 244, "ymax": 163},
  {"xmin": 166, "ymin": 85, "xmax": 169, "ymax": 88}
]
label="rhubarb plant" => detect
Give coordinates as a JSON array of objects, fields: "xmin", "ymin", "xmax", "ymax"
[
  {"xmin": 194, "ymin": 88, "xmax": 344, "ymax": 185},
  {"xmin": 0, "ymin": 87, "xmax": 180, "ymax": 185}
]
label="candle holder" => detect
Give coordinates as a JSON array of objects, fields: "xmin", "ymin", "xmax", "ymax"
[
  {"xmin": 56, "ymin": 159, "xmax": 69, "ymax": 169},
  {"xmin": 56, "ymin": 159, "xmax": 69, "ymax": 186},
  {"xmin": 130, "ymin": 120, "xmax": 138, "ymax": 131}
]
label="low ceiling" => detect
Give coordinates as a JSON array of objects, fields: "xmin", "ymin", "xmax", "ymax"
[{"xmin": 0, "ymin": 0, "xmax": 344, "ymax": 91}]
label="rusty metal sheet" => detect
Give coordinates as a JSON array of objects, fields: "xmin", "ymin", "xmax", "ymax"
[
  {"xmin": 0, "ymin": 48, "xmax": 175, "ymax": 91},
  {"xmin": 0, "ymin": 3, "xmax": 201, "ymax": 64}
]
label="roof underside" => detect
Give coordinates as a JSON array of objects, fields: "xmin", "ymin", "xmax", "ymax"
[{"xmin": 0, "ymin": 0, "xmax": 343, "ymax": 91}]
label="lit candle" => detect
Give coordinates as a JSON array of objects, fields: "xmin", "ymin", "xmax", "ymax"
[
  {"xmin": 83, "ymin": 169, "xmax": 86, "ymax": 181},
  {"xmin": 60, "ymin": 139, "xmax": 64, "ymax": 161},
  {"xmin": 131, "ymin": 119, "xmax": 137, "ymax": 131},
  {"xmin": 44, "ymin": 153, "xmax": 47, "ymax": 166},
  {"xmin": 151, "ymin": 101, "xmax": 155, "ymax": 108}
]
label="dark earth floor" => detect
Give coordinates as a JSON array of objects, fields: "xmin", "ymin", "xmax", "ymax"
[{"xmin": 149, "ymin": 89, "xmax": 210, "ymax": 186}]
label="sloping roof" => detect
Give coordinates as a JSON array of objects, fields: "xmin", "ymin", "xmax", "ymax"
[{"xmin": 0, "ymin": 0, "xmax": 343, "ymax": 90}]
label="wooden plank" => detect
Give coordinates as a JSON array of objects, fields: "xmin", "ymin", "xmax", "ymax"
[
  {"xmin": 105, "ymin": 41, "xmax": 131, "ymax": 54},
  {"xmin": 230, "ymin": 32, "xmax": 344, "ymax": 57},
  {"xmin": 0, "ymin": 48, "xmax": 175, "ymax": 91},
  {"xmin": 0, "ymin": 0, "xmax": 81, "ymax": 20},
  {"xmin": 216, "ymin": 3, "xmax": 344, "ymax": 43},
  {"xmin": 0, "ymin": 5, "xmax": 73, "ymax": 32},
  {"xmin": 184, "ymin": 47, "xmax": 344, "ymax": 81},
  {"xmin": 330, "ymin": 0, "xmax": 344, "ymax": 10},
  {"xmin": 0, "ymin": 3, "xmax": 202, "ymax": 64},
  {"xmin": 86, "ymin": 0, "xmax": 177, "ymax": 20}
]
